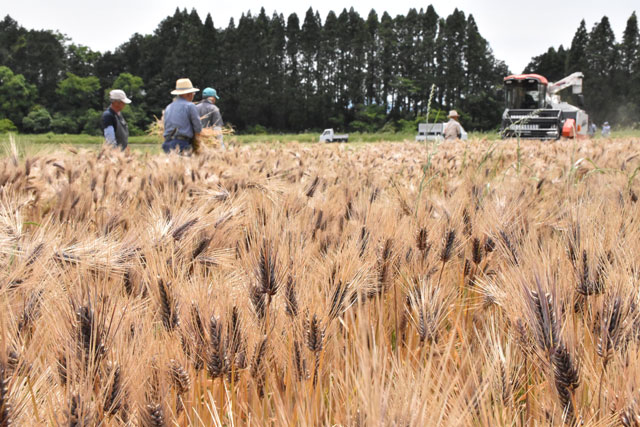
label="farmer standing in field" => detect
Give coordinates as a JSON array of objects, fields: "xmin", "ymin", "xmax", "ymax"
[
  {"xmin": 101, "ymin": 89, "xmax": 131, "ymax": 150},
  {"xmin": 196, "ymin": 87, "xmax": 225, "ymax": 149},
  {"xmin": 443, "ymin": 110, "xmax": 465, "ymax": 140},
  {"xmin": 162, "ymin": 78, "xmax": 202, "ymax": 154}
]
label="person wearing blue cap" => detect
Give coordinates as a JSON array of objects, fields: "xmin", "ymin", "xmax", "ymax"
[{"xmin": 196, "ymin": 87, "xmax": 225, "ymax": 149}]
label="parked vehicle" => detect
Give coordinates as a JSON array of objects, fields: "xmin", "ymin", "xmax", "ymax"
[
  {"xmin": 415, "ymin": 123, "xmax": 467, "ymax": 141},
  {"xmin": 416, "ymin": 123, "xmax": 443, "ymax": 141},
  {"xmin": 501, "ymin": 72, "xmax": 588, "ymax": 139},
  {"xmin": 320, "ymin": 128, "xmax": 349, "ymax": 143}
]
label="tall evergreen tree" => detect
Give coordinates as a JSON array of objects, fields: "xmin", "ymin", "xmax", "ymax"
[
  {"xmin": 618, "ymin": 12, "xmax": 639, "ymax": 125},
  {"xmin": 523, "ymin": 46, "xmax": 568, "ymax": 82},
  {"xmin": 320, "ymin": 11, "xmax": 341, "ymax": 126},
  {"xmin": 621, "ymin": 12, "xmax": 639, "ymax": 76},
  {"xmin": 300, "ymin": 8, "xmax": 322, "ymax": 128},
  {"xmin": 415, "ymin": 6, "xmax": 439, "ymax": 115},
  {"xmin": 364, "ymin": 10, "xmax": 380, "ymax": 105},
  {"xmin": 442, "ymin": 9, "xmax": 466, "ymax": 110},
  {"xmin": 585, "ymin": 16, "xmax": 618, "ymax": 122},
  {"xmin": 284, "ymin": 13, "xmax": 304, "ymax": 129},
  {"xmin": 378, "ymin": 12, "xmax": 396, "ymax": 112},
  {"xmin": 567, "ymin": 20, "xmax": 589, "ymax": 74}
]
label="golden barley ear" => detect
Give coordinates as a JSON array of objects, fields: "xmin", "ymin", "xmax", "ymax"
[
  {"xmin": 158, "ymin": 279, "xmax": 180, "ymax": 331},
  {"xmin": 258, "ymin": 240, "xmax": 280, "ymax": 297},
  {"xmin": 142, "ymin": 403, "xmax": 166, "ymax": 427},
  {"xmin": 284, "ymin": 274, "xmax": 299, "ymax": 318},
  {"xmin": 172, "ymin": 218, "xmax": 198, "ymax": 241},
  {"xmin": 75, "ymin": 303, "xmax": 106, "ymax": 369},
  {"xmin": 620, "ymin": 406, "xmax": 640, "ymax": 427},
  {"xmin": 416, "ymin": 227, "xmax": 428, "ymax": 252},
  {"xmin": 207, "ymin": 316, "xmax": 226, "ymax": 379},
  {"xmin": 305, "ymin": 314, "xmax": 324, "ymax": 386},
  {"xmin": 528, "ymin": 288, "xmax": 560, "ymax": 354},
  {"xmin": 251, "ymin": 336, "xmax": 268, "ymax": 397},
  {"xmin": 498, "ymin": 230, "xmax": 518, "ymax": 265},
  {"xmin": 169, "ymin": 359, "xmax": 191, "ymax": 395},
  {"xmin": 471, "ymin": 237, "xmax": 483, "ymax": 265},
  {"xmin": 439, "ymin": 229, "xmax": 456, "ymax": 263},
  {"xmin": 66, "ymin": 393, "xmax": 94, "ymax": 427},
  {"xmin": 551, "ymin": 343, "xmax": 580, "ymax": 424},
  {"xmin": 0, "ymin": 363, "xmax": 12, "ymax": 427},
  {"xmin": 17, "ymin": 289, "xmax": 43, "ymax": 339},
  {"xmin": 376, "ymin": 238, "xmax": 394, "ymax": 295},
  {"xmin": 328, "ymin": 279, "xmax": 349, "ymax": 321},
  {"xmin": 462, "ymin": 208, "xmax": 473, "ymax": 236},
  {"xmin": 103, "ymin": 362, "xmax": 123, "ymax": 416},
  {"xmin": 597, "ymin": 296, "xmax": 624, "ymax": 365},
  {"xmin": 305, "ymin": 176, "xmax": 320, "ymax": 198}
]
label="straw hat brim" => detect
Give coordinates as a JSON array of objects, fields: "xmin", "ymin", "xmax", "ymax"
[{"xmin": 171, "ymin": 88, "xmax": 200, "ymax": 95}]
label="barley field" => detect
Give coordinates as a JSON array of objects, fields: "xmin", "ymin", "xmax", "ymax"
[{"xmin": 1, "ymin": 137, "xmax": 639, "ymax": 426}]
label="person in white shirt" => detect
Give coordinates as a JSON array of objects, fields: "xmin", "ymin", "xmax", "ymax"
[{"xmin": 443, "ymin": 110, "xmax": 465, "ymax": 140}]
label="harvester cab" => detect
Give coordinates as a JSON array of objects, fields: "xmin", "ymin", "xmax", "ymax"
[{"xmin": 501, "ymin": 72, "xmax": 588, "ymax": 140}]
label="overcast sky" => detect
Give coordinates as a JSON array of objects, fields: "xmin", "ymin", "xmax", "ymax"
[{"xmin": 3, "ymin": 1, "xmax": 638, "ymax": 73}]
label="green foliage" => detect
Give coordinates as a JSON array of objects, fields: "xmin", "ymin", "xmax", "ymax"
[
  {"xmin": 50, "ymin": 109, "xmax": 102, "ymax": 135},
  {"xmin": 22, "ymin": 106, "xmax": 52, "ymax": 133},
  {"xmin": 350, "ymin": 104, "xmax": 387, "ymax": 132},
  {"xmin": 524, "ymin": 46, "xmax": 568, "ymax": 81},
  {"xmin": 0, "ymin": 66, "xmax": 37, "ymax": 129},
  {"xmin": 66, "ymin": 43, "xmax": 100, "ymax": 76},
  {"xmin": 51, "ymin": 113, "xmax": 79, "ymax": 134},
  {"xmin": 0, "ymin": 118, "xmax": 17, "ymax": 133},
  {"xmin": 245, "ymin": 124, "xmax": 268, "ymax": 135},
  {"xmin": 396, "ymin": 118, "xmax": 420, "ymax": 133},
  {"xmin": 55, "ymin": 72, "xmax": 101, "ymax": 112},
  {"xmin": 80, "ymin": 109, "xmax": 102, "ymax": 136}
]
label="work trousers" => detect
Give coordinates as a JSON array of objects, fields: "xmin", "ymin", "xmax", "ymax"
[{"xmin": 162, "ymin": 139, "xmax": 192, "ymax": 154}]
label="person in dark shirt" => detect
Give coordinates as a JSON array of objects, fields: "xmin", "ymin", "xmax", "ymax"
[{"xmin": 101, "ymin": 90, "xmax": 131, "ymax": 150}]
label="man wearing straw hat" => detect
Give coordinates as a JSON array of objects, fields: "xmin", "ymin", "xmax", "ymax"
[
  {"xmin": 196, "ymin": 87, "xmax": 225, "ymax": 149},
  {"xmin": 443, "ymin": 110, "xmax": 465, "ymax": 140},
  {"xmin": 162, "ymin": 78, "xmax": 202, "ymax": 154},
  {"xmin": 101, "ymin": 89, "xmax": 131, "ymax": 150}
]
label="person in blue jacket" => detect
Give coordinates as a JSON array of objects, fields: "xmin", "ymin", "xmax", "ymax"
[{"xmin": 162, "ymin": 78, "xmax": 202, "ymax": 154}]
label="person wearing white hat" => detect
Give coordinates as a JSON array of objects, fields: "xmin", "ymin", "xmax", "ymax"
[
  {"xmin": 443, "ymin": 109, "xmax": 465, "ymax": 140},
  {"xmin": 101, "ymin": 89, "xmax": 131, "ymax": 150},
  {"xmin": 162, "ymin": 78, "xmax": 202, "ymax": 154}
]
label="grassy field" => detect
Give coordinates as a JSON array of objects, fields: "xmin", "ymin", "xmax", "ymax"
[
  {"xmin": 1, "ymin": 137, "xmax": 640, "ymax": 425},
  {"xmin": 2, "ymin": 128, "xmax": 638, "ymax": 156}
]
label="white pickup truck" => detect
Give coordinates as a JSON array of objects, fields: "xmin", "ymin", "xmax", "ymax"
[{"xmin": 319, "ymin": 128, "xmax": 349, "ymax": 143}]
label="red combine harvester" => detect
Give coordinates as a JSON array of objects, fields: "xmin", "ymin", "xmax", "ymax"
[{"xmin": 501, "ymin": 72, "xmax": 588, "ymax": 139}]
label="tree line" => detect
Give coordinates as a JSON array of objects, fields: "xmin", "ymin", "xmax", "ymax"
[
  {"xmin": 1, "ymin": 8, "xmax": 637, "ymax": 135},
  {"xmin": 524, "ymin": 12, "xmax": 640, "ymax": 126},
  {"xmin": 0, "ymin": 7, "xmax": 508, "ymax": 135}
]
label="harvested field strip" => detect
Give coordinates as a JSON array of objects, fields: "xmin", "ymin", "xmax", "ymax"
[{"xmin": 0, "ymin": 139, "xmax": 639, "ymax": 425}]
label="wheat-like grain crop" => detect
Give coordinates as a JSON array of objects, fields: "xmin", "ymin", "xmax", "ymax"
[{"xmin": 0, "ymin": 137, "xmax": 639, "ymax": 425}]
